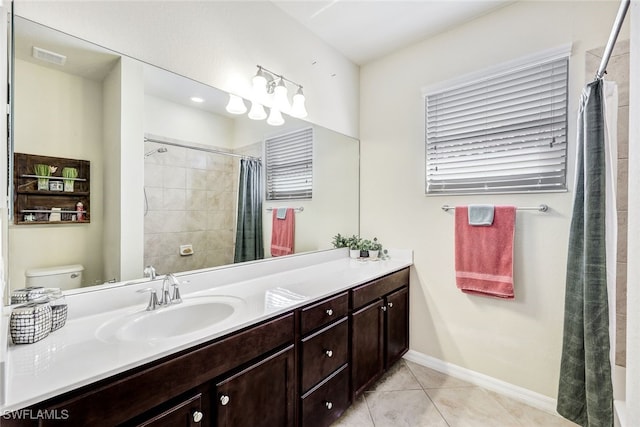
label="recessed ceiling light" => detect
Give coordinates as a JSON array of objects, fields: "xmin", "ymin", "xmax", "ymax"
[{"xmin": 190, "ymin": 96, "xmax": 204, "ymax": 103}]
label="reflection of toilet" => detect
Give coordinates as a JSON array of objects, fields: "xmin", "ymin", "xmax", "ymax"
[{"xmin": 25, "ymin": 264, "xmax": 84, "ymax": 290}]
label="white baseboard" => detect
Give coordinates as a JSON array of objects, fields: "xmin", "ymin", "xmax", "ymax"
[{"xmin": 403, "ymin": 350, "xmax": 559, "ymax": 415}]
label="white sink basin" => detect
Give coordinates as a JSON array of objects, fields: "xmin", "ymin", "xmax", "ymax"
[{"xmin": 96, "ymin": 295, "xmax": 245, "ymax": 343}]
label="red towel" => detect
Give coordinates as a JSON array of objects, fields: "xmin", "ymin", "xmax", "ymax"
[
  {"xmin": 271, "ymin": 208, "xmax": 295, "ymax": 257},
  {"xmin": 454, "ymin": 205, "xmax": 516, "ymax": 299}
]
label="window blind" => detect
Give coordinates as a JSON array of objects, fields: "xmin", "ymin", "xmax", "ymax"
[
  {"xmin": 265, "ymin": 127, "xmax": 313, "ymax": 200},
  {"xmin": 425, "ymin": 56, "xmax": 568, "ymax": 194}
]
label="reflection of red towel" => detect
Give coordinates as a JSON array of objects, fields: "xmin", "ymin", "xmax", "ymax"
[
  {"xmin": 454, "ymin": 206, "xmax": 516, "ymax": 299},
  {"xmin": 271, "ymin": 208, "xmax": 295, "ymax": 257}
]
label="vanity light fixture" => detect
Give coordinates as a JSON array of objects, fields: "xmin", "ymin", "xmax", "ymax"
[
  {"xmin": 225, "ymin": 94, "xmax": 247, "ymax": 114},
  {"xmin": 226, "ymin": 65, "xmax": 308, "ymax": 125}
]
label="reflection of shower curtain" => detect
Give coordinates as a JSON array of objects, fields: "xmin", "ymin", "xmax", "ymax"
[
  {"xmin": 234, "ymin": 159, "xmax": 264, "ymax": 263},
  {"xmin": 558, "ymin": 79, "xmax": 618, "ymax": 426}
]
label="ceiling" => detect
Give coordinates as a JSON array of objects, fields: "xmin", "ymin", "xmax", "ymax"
[{"xmin": 271, "ymin": 0, "xmax": 515, "ymax": 65}]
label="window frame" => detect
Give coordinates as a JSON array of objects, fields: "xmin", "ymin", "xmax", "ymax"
[
  {"xmin": 423, "ymin": 45, "xmax": 572, "ymax": 196},
  {"xmin": 264, "ymin": 127, "xmax": 314, "ymax": 201}
]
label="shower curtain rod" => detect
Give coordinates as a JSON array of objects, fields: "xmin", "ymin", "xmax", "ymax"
[
  {"xmin": 595, "ymin": 0, "xmax": 630, "ymax": 80},
  {"xmin": 144, "ymin": 137, "xmax": 261, "ymax": 161}
]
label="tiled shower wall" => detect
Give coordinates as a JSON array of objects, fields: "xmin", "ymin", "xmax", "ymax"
[
  {"xmin": 143, "ymin": 138, "xmax": 237, "ymax": 275},
  {"xmin": 586, "ymin": 40, "xmax": 629, "ymax": 367}
]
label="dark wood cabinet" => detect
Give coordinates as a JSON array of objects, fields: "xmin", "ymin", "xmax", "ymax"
[
  {"xmin": 385, "ymin": 286, "xmax": 409, "ymax": 368},
  {"xmin": 129, "ymin": 393, "xmax": 204, "ymax": 427},
  {"xmin": 350, "ymin": 269, "xmax": 410, "ymax": 399},
  {"xmin": 6, "ymin": 268, "xmax": 410, "ymax": 427},
  {"xmin": 351, "ymin": 298, "xmax": 385, "ymax": 396},
  {"xmin": 215, "ymin": 346, "xmax": 295, "ymax": 427}
]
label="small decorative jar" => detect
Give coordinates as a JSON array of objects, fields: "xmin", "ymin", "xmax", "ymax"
[
  {"xmin": 10, "ymin": 301, "xmax": 53, "ymax": 344},
  {"xmin": 11, "ymin": 286, "xmax": 46, "ymax": 305},
  {"xmin": 48, "ymin": 289, "xmax": 68, "ymax": 331}
]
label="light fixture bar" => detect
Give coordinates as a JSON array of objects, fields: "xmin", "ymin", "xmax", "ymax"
[{"xmin": 256, "ymin": 65, "xmax": 303, "ymax": 91}]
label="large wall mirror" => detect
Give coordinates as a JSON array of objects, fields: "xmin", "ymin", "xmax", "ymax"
[{"xmin": 7, "ymin": 16, "xmax": 359, "ymax": 298}]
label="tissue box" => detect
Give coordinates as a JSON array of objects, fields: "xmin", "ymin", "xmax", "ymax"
[{"xmin": 10, "ymin": 303, "xmax": 53, "ymax": 344}]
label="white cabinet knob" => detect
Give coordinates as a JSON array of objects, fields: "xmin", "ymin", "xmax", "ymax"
[
  {"xmin": 220, "ymin": 394, "xmax": 230, "ymax": 406},
  {"xmin": 325, "ymin": 401, "xmax": 333, "ymax": 410},
  {"xmin": 192, "ymin": 411, "xmax": 203, "ymax": 423},
  {"xmin": 388, "ymin": 302, "xmax": 394, "ymax": 308},
  {"xmin": 325, "ymin": 349, "xmax": 333, "ymax": 358},
  {"xmin": 326, "ymin": 308, "xmax": 334, "ymax": 316},
  {"xmin": 381, "ymin": 305, "xmax": 387, "ymax": 312}
]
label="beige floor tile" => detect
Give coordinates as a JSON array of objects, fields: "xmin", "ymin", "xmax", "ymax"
[
  {"xmin": 405, "ymin": 359, "xmax": 474, "ymax": 389},
  {"xmin": 366, "ymin": 360, "xmax": 422, "ymax": 392},
  {"xmin": 365, "ymin": 390, "xmax": 448, "ymax": 427},
  {"xmin": 426, "ymin": 386, "xmax": 523, "ymax": 427},
  {"xmin": 488, "ymin": 391, "xmax": 578, "ymax": 427},
  {"xmin": 332, "ymin": 395, "xmax": 375, "ymax": 427}
]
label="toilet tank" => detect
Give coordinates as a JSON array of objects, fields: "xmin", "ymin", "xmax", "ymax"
[{"xmin": 25, "ymin": 264, "xmax": 84, "ymax": 290}]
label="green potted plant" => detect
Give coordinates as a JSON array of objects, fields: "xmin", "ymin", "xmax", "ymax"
[
  {"xmin": 369, "ymin": 237, "xmax": 382, "ymax": 260},
  {"xmin": 331, "ymin": 233, "xmax": 348, "ymax": 249},
  {"xmin": 62, "ymin": 167, "xmax": 78, "ymax": 192},
  {"xmin": 359, "ymin": 239, "xmax": 372, "ymax": 258},
  {"xmin": 347, "ymin": 235, "xmax": 361, "ymax": 259}
]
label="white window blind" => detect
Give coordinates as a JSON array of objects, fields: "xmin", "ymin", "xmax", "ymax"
[
  {"xmin": 425, "ymin": 56, "xmax": 568, "ymax": 194},
  {"xmin": 265, "ymin": 127, "xmax": 313, "ymax": 200}
]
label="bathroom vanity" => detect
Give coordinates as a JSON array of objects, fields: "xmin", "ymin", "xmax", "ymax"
[{"xmin": 1, "ymin": 250, "xmax": 411, "ymax": 426}]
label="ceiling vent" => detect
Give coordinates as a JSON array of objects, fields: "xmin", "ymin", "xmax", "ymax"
[{"xmin": 32, "ymin": 46, "xmax": 67, "ymax": 66}]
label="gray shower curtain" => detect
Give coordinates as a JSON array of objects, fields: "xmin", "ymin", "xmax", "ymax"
[
  {"xmin": 234, "ymin": 159, "xmax": 264, "ymax": 263},
  {"xmin": 557, "ymin": 79, "xmax": 613, "ymax": 426}
]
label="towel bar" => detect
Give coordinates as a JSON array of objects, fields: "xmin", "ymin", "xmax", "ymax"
[
  {"xmin": 441, "ymin": 204, "xmax": 548, "ymax": 212},
  {"xmin": 266, "ymin": 207, "xmax": 304, "ymax": 212}
]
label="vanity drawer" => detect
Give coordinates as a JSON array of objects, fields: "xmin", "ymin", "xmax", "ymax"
[
  {"xmin": 300, "ymin": 292, "xmax": 348, "ymax": 335},
  {"xmin": 301, "ymin": 364, "xmax": 350, "ymax": 427},
  {"xmin": 301, "ymin": 317, "xmax": 348, "ymax": 393},
  {"xmin": 351, "ymin": 268, "xmax": 409, "ymax": 310}
]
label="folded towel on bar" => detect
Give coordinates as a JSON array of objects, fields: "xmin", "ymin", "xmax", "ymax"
[
  {"xmin": 276, "ymin": 207, "xmax": 288, "ymax": 219},
  {"xmin": 271, "ymin": 208, "xmax": 295, "ymax": 257},
  {"xmin": 468, "ymin": 204, "xmax": 495, "ymax": 226},
  {"xmin": 455, "ymin": 205, "xmax": 516, "ymax": 299}
]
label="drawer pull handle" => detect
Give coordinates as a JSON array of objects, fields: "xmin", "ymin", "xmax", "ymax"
[
  {"xmin": 381, "ymin": 305, "xmax": 387, "ymax": 312},
  {"xmin": 192, "ymin": 411, "xmax": 204, "ymax": 423},
  {"xmin": 388, "ymin": 302, "xmax": 394, "ymax": 308},
  {"xmin": 325, "ymin": 349, "xmax": 333, "ymax": 358},
  {"xmin": 220, "ymin": 395, "xmax": 230, "ymax": 406},
  {"xmin": 326, "ymin": 308, "xmax": 334, "ymax": 316},
  {"xmin": 325, "ymin": 401, "xmax": 333, "ymax": 410}
]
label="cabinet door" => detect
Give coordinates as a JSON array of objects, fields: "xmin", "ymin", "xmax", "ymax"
[
  {"xmin": 351, "ymin": 298, "xmax": 384, "ymax": 397},
  {"xmin": 133, "ymin": 393, "xmax": 203, "ymax": 427},
  {"xmin": 215, "ymin": 345, "xmax": 295, "ymax": 427},
  {"xmin": 385, "ymin": 286, "xmax": 409, "ymax": 368}
]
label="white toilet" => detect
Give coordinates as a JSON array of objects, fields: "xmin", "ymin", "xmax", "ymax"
[{"xmin": 25, "ymin": 264, "xmax": 84, "ymax": 290}]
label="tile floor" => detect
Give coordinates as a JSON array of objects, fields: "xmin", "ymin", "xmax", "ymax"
[{"xmin": 332, "ymin": 359, "xmax": 577, "ymax": 427}]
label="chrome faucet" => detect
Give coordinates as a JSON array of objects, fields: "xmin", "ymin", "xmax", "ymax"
[
  {"xmin": 136, "ymin": 273, "xmax": 183, "ymax": 311},
  {"xmin": 161, "ymin": 273, "xmax": 182, "ymax": 305},
  {"xmin": 143, "ymin": 265, "xmax": 157, "ymax": 280}
]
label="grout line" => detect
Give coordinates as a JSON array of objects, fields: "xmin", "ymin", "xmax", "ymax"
[{"xmin": 403, "ymin": 360, "xmax": 452, "ymax": 426}]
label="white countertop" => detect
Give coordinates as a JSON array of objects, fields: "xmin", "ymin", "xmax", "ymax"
[{"xmin": 1, "ymin": 249, "xmax": 412, "ymax": 412}]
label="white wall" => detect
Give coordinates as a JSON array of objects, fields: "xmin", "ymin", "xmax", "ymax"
[
  {"xmin": 10, "ymin": 59, "xmax": 105, "ymax": 288},
  {"xmin": 360, "ymin": 0, "xmax": 628, "ymax": 398},
  {"xmin": 13, "ymin": 0, "xmax": 360, "ymax": 139},
  {"xmin": 144, "ymin": 95, "xmax": 234, "ymax": 149}
]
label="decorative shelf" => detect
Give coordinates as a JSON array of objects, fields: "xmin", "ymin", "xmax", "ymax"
[{"xmin": 14, "ymin": 153, "xmax": 90, "ymax": 225}]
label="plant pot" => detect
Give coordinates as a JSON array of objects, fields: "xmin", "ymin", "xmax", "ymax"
[
  {"xmin": 360, "ymin": 250, "xmax": 369, "ymax": 258},
  {"xmin": 349, "ymin": 249, "xmax": 360, "ymax": 259},
  {"xmin": 64, "ymin": 180, "xmax": 74, "ymax": 192},
  {"xmin": 369, "ymin": 250, "xmax": 379, "ymax": 260},
  {"xmin": 37, "ymin": 178, "xmax": 49, "ymax": 191}
]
